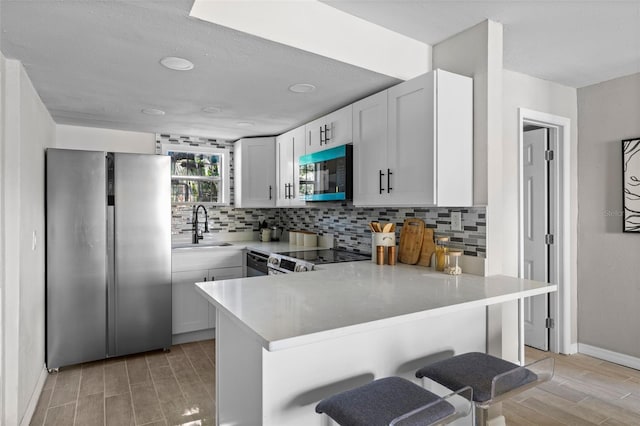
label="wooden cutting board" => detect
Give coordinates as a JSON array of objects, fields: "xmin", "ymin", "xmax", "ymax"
[
  {"xmin": 417, "ymin": 228, "xmax": 435, "ymax": 267},
  {"xmin": 398, "ymin": 218, "xmax": 425, "ymax": 264}
]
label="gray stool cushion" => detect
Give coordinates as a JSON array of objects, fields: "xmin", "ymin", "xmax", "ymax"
[
  {"xmin": 315, "ymin": 377, "xmax": 455, "ymax": 426},
  {"xmin": 415, "ymin": 352, "xmax": 537, "ymax": 403}
]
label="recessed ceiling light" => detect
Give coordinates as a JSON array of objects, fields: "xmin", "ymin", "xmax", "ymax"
[
  {"xmin": 141, "ymin": 108, "xmax": 165, "ymax": 116},
  {"xmin": 202, "ymin": 106, "xmax": 222, "ymax": 114},
  {"xmin": 236, "ymin": 121, "xmax": 254, "ymax": 127},
  {"xmin": 289, "ymin": 83, "xmax": 316, "ymax": 93},
  {"xmin": 160, "ymin": 56, "xmax": 194, "ymax": 71}
]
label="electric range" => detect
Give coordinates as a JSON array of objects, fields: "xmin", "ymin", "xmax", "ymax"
[{"xmin": 267, "ymin": 249, "xmax": 370, "ymax": 275}]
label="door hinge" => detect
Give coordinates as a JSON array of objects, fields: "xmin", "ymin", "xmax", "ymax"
[
  {"xmin": 545, "ymin": 318, "xmax": 555, "ymax": 329},
  {"xmin": 545, "ymin": 150, "xmax": 554, "ymax": 161},
  {"xmin": 545, "ymin": 234, "xmax": 554, "ymax": 245}
]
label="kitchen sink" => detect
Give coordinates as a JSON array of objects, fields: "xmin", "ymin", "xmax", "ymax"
[{"xmin": 172, "ymin": 242, "xmax": 233, "ymax": 249}]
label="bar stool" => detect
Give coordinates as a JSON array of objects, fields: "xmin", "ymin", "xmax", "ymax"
[
  {"xmin": 415, "ymin": 352, "xmax": 554, "ymax": 426},
  {"xmin": 315, "ymin": 376, "xmax": 472, "ymax": 426}
]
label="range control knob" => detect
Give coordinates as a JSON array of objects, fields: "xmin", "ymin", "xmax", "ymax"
[
  {"xmin": 268, "ymin": 257, "xmax": 279, "ymax": 266},
  {"xmin": 296, "ymin": 264, "xmax": 308, "ymax": 272}
]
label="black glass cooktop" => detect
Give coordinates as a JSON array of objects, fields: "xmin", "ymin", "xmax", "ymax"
[{"xmin": 277, "ymin": 249, "xmax": 370, "ymax": 265}]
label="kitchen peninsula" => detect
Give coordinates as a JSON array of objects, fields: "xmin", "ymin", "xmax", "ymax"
[{"xmin": 196, "ymin": 262, "xmax": 556, "ymax": 426}]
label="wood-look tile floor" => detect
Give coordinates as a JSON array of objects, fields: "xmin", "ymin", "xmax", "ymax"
[
  {"xmin": 31, "ymin": 342, "xmax": 640, "ymax": 425},
  {"xmin": 503, "ymin": 346, "xmax": 640, "ymax": 425},
  {"xmin": 31, "ymin": 340, "xmax": 216, "ymax": 426}
]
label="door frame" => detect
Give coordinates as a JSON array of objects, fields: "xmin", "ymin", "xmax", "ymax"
[{"xmin": 518, "ymin": 108, "xmax": 572, "ymax": 354}]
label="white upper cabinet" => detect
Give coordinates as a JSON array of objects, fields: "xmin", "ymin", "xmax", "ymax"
[
  {"xmin": 353, "ymin": 69, "xmax": 473, "ymax": 207},
  {"xmin": 276, "ymin": 126, "xmax": 306, "ymax": 207},
  {"xmin": 305, "ymin": 105, "xmax": 353, "ymax": 154},
  {"xmin": 234, "ymin": 137, "xmax": 276, "ymax": 208},
  {"xmin": 353, "ymin": 90, "xmax": 388, "ymax": 206}
]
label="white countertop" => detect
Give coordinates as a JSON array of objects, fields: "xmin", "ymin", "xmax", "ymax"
[{"xmin": 196, "ymin": 261, "xmax": 557, "ymax": 351}]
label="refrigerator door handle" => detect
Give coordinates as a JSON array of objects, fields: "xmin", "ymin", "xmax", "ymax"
[{"xmin": 107, "ymin": 206, "xmax": 116, "ymax": 356}]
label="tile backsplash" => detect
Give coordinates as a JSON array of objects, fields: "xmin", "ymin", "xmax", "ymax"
[{"xmin": 160, "ymin": 133, "xmax": 486, "ymax": 257}]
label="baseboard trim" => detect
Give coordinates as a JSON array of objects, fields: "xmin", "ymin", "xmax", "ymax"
[
  {"xmin": 172, "ymin": 328, "xmax": 215, "ymax": 345},
  {"xmin": 20, "ymin": 365, "xmax": 48, "ymax": 426},
  {"xmin": 578, "ymin": 343, "xmax": 640, "ymax": 370}
]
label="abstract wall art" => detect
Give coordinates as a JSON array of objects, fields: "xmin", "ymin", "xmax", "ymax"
[{"xmin": 623, "ymin": 138, "xmax": 640, "ymax": 232}]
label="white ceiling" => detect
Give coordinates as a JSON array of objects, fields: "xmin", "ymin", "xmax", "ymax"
[{"xmin": 1, "ymin": 1, "xmax": 639, "ymax": 140}]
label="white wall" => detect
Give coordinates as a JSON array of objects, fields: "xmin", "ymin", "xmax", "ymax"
[
  {"xmin": 56, "ymin": 124, "xmax": 155, "ymax": 154},
  {"xmin": 577, "ymin": 72, "xmax": 640, "ymax": 358},
  {"xmin": 1, "ymin": 55, "xmax": 55, "ymax": 425},
  {"xmin": 432, "ymin": 20, "xmax": 515, "ymax": 360},
  {"xmin": 502, "ymin": 69, "xmax": 579, "ymax": 348},
  {"xmin": 432, "ymin": 20, "xmax": 504, "ymax": 276}
]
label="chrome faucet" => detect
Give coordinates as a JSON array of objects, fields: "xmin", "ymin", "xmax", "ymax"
[{"xmin": 192, "ymin": 204, "xmax": 209, "ymax": 244}]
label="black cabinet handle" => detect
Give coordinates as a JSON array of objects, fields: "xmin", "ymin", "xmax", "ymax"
[
  {"xmin": 319, "ymin": 126, "xmax": 324, "ymax": 145},
  {"xmin": 211, "ymin": 276, "xmax": 214, "ymax": 281},
  {"xmin": 387, "ymin": 168, "xmax": 393, "ymax": 193},
  {"xmin": 269, "ymin": 185, "xmax": 272, "ymax": 200},
  {"xmin": 379, "ymin": 169, "xmax": 385, "ymax": 194},
  {"xmin": 286, "ymin": 183, "xmax": 290, "ymax": 199},
  {"xmin": 204, "ymin": 277, "xmax": 207, "ymax": 282},
  {"xmin": 324, "ymin": 124, "xmax": 331, "ymax": 142}
]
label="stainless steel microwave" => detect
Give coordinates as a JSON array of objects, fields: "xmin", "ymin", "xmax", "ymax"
[{"xmin": 299, "ymin": 144, "xmax": 353, "ymax": 201}]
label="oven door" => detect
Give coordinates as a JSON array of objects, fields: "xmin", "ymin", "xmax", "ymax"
[{"xmin": 246, "ymin": 251, "xmax": 268, "ymax": 277}]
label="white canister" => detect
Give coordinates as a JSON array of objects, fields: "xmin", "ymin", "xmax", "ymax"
[
  {"xmin": 372, "ymin": 232, "xmax": 396, "ymax": 263},
  {"xmin": 289, "ymin": 231, "xmax": 298, "ymax": 245},
  {"xmin": 296, "ymin": 232, "xmax": 305, "ymax": 246},
  {"xmin": 303, "ymin": 233, "xmax": 317, "ymax": 247},
  {"xmin": 261, "ymin": 228, "xmax": 271, "ymax": 242}
]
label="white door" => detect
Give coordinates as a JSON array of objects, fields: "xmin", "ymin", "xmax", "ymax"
[{"xmin": 523, "ymin": 128, "xmax": 549, "ymax": 350}]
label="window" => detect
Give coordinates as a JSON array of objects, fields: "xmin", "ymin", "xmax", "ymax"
[{"xmin": 161, "ymin": 144, "xmax": 230, "ymax": 205}]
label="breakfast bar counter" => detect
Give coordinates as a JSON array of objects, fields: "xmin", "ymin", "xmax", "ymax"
[{"xmin": 196, "ymin": 263, "xmax": 556, "ymax": 426}]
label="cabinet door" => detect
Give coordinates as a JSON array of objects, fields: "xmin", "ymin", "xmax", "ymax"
[
  {"xmin": 387, "ymin": 73, "xmax": 436, "ymax": 206},
  {"xmin": 207, "ymin": 267, "xmax": 244, "ymax": 328},
  {"xmin": 325, "ymin": 105, "xmax": 353, "ymax": 149},
  {"xmin": 290, "ymin": 126, "xmax": 306, "ymax": 207},
  {"xmin": 276, "ymin": 132, "xmax": 294, "ymax": 207},
  {"xmin": 172, "ymin": 269, "xmax": 211, "ymax": 334},
  {"xmin": 305, "ymin": 117, "xmax": 324, "ymax": 155},
  {"xmin": 235, "ymin": 138, "xmax": 276, "ymax": 207},
  {"xmin": 353, "ymin": 91, "xmax": 389, "ymax": 206}
]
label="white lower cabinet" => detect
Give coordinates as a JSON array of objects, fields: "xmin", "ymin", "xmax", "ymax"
[
  {"xmin": 172, "ymin": 269, "xmax": 211, "ymax": 334},
  {"xmin": 172, "ymin": 248, "xmax": 243, "ymax": 338}
]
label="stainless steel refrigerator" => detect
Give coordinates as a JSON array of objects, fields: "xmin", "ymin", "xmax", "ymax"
[{"xmin": 46, "ymin": 148, "xmax": 172, "ymax": 369}]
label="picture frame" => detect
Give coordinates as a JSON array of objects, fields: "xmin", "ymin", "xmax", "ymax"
[{"xmin": 623, "ymin": 138, "xmax": 640, "ymax": 232}]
